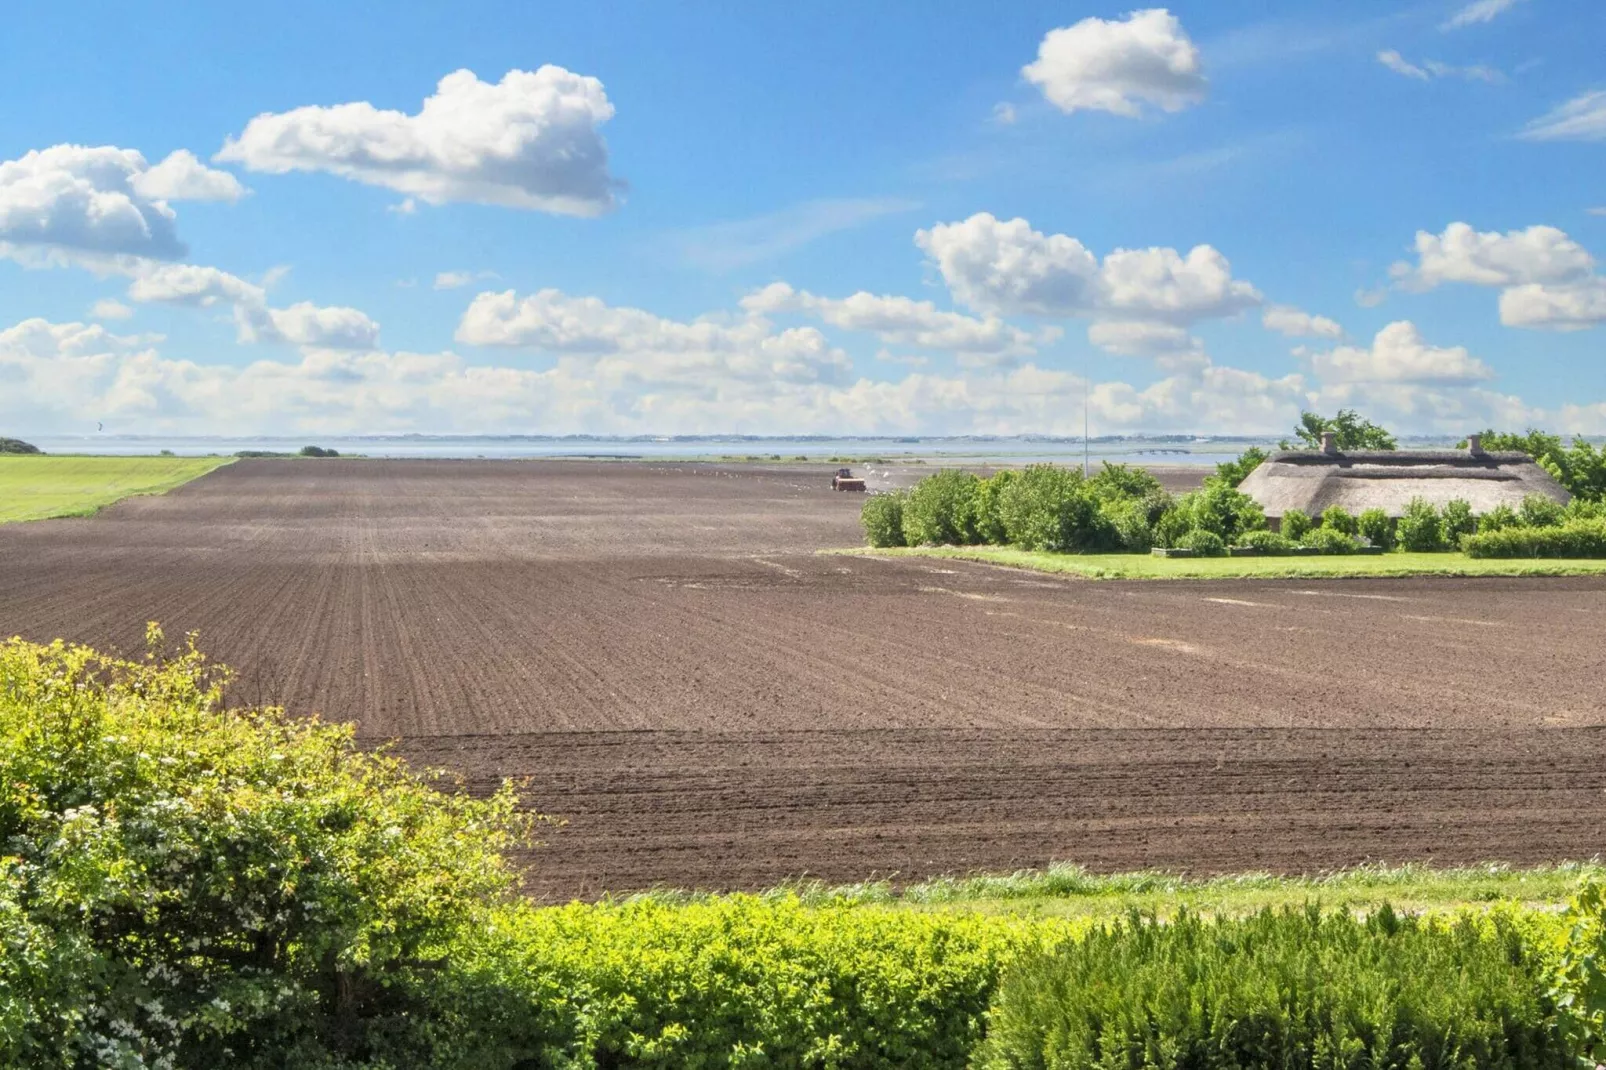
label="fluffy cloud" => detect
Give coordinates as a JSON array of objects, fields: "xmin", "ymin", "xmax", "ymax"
[
  {"xmin": 1022, "ymin": 8, "xmax": 1205, "ymax": 118},
  {"xmin": 1261, "ymin": 305, "xmax": 1343, "ymax": 339},
  {"xmin": 130, "ymin": 149, "xmax": 247, "ymax": 203},
  {"xmin": 1521, "ymin": 90, "xmax": 1606, "ymax": 142},
  {"xmin": 1306, "ymin": 321, "xmax": 1493, "ymax": 385},
  {"xmin": 1084, "ymin": 321, "xmax": 1204, "ymax": 367},
  {"xmin": 1392, "ymin": 221, "xmax": 1606, "ymax": 330},
  {"xmin": 126, "ymin": 262, "xmax": 380, "ymax": 349},
  {"xmin": 4, "ymin": 314, "xmax": 1319, "ymax": 437},
  {"xmin": 1, "ymin": 146, "xmax": 184, "ymax": 261},
  {"xmin": 90, "ymin": 298, "xmax": 133, "ymax": 321},
  {"xmin": 216, "ymin": 67, "xmax": 620, "ymax": 215},
  {"xmin": 739, "ymin": 282, "xmax": 1052, "ymax": 365}
]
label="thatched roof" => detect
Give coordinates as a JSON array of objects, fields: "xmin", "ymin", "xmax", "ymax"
[{"xmin": 1238, "ymin": 447, "xmax": 1570, "ymax": 519}]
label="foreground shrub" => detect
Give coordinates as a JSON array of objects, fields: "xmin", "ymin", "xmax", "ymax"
[
  {"xmin": 1442, "ymin": 498, "xmax": 1476, "ymax": 544},
  {"xmin": 1358, "ymin": 507, "xmax": 1394, "ymax": 550},
  {"xmin": 1521, "ymin": 492, "xmax": 1567, "ymax": 528},
  {"xmin": 1085, "ymin": 462, "xmax": 1162, "ymax": 504},
  {"xmin": 1462, "ymin": 518, "xmax": 1606, "ymax": 559},
  {"xmin": 1319, "ymin": 504, "xmax": 1357, "ymax": 535},
  {"xmin": 976, "ymin": 906, "xmax": 1569, "ymax": 1070},
  {"xmin": 1175, "ymin": 528, "xmax": 1227, "ymax": 556},
  {"xmin": 1479, "ymin": 503, "xmax": 1520, "ymax": 533},
  {"xmin": 1105, "ymin": 490, "xmax": 1176, "ymax": 553},
  {"xmin": 483, "ymin": 895, "xmax": 1042, "ymax": 1068},
  {"xmin": 997, "ymin": 466, "xmax": 1116, "ymax": 553},
  {"xmin": 1302, "ymin": 526, "xmax": 1359, "ymax": 554},
  {"xmin": 1236, "ymin": 530, "xmax": 1294, "ymax": 554},
  {"xmin": 0, "ymin": 631, "xmax": 531, "ymax": 1068},
  {"xmin": 902, "ymin": 469, "xmax": 981, "ymax": 545},
  {"xmin": 1280, "ymin": 508, "xmax": 1312, "ymax": 542},
  {"xmin": 1555, "ymin": 878, "xmax": 1606, "ymax": 1066},
  {"xmin": 1397, "ymin": 497, "xmax": 1446, "ymax": 552},
  {"xmin": 861, "ymin": 491, "xmax": 908, "ymax": 547},
  {"xmin": 1177, "ymin": 481, "xmax": 1267, "ymax": 543},
  {"xmin": 973, "ymin": 470, "xmax": 1016, "ymax": 544}
]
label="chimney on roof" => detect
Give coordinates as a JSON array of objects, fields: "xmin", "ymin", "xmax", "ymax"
[
  {"xmin": 1467, "ymin": 433, "xmax": 1485, "ymax": 457},
  {"xmin": 1320, "ymin": 431, "xmax": 1338, "ymax": 455}
]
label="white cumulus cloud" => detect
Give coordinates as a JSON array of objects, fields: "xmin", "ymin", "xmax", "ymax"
[
  {"xmin": 1392, "ymin": 221, "xmax": 1606, "ymax": 330},
  {"xmin": 0, "ymin": 145, "xmax": 186, "ymax": 262},
  {"xmin": 126, "ymin": 262, "xmax": 380, "ymax": 349},
  {"xmin": 216, "ymin": 67, "xmax": 620, "ymax": 215},
  {"xmin": 1022, "ymin": 8, "xmax": 1206, "ymax": 118},
  {"xmin": 130, "ymin": 149, "xmax": 248, "ymax": 203},
  {"xmin": 1262, "ymin": 304, "xmax": 1343, "ymax": 338},
  {"xmin": 1307, "ymin": 321, "xmax": 1493, "ymax": 385}
]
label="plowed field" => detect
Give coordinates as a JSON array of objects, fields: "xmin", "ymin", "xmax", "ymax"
[{"xmin": 2, "ymin": 459, "xmax": 1603, "ymax": 898}]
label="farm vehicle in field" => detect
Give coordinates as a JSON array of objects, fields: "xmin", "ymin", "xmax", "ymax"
[{"xmin": 831, "ymin": 467, "xmax": 866, "ymax": 492}]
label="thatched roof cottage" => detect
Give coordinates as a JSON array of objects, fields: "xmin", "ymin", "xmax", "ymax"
[{"xmin": 1238, "ymin": 433, "xmax": 1570, "ymax": 524}]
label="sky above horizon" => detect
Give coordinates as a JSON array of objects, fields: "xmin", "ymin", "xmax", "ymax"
[{"xmin": 2, "ymin": 1, "xmax": 1603, "ymax": 438}]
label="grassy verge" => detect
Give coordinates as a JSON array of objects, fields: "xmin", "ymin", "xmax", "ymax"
[
  {"xmin": 0, "ymin": 455, "xmax": 230, "ymax": 523},
  {"xmin": 619, "ymin": 861, "xmax": 1600, "ymax": 920},
  {"xmin": 833, "ymin": 544, "xmax": 1606, "ymax": 579}
]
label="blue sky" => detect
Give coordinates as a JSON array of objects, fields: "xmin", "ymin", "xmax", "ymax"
[{"xmin": 1, "ymin": 1, "xmax": 1603, "ymax": 437}]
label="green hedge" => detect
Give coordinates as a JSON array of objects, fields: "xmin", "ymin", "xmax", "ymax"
[
  {"xmin": 976, "ymin": 906, "xmax": 1571, "ymax": 1070},
  {"xmin": 1462, "ymin": 518, "xmax": 1606, "ymax": 558}
]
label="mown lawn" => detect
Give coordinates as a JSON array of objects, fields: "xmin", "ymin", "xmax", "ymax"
[
  {"xmin": 838, "ymin": 544, "xmax": 1606, "ymax": 579},
  {"xmin": 0, "ymin": 456, "xmax": 230, "ymax": 523}
]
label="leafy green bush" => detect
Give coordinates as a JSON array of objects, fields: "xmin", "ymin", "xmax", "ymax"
[
  {"xmin": 1085, "ymin": 461, "xmax": 1162, "ymax": 503},
  {"xmin": 1464, "ymin": 429, "xmax": 1606, "ymax": 502},
  {"xmin": 1479, "ymin": 503, "xmax": 1520, "ymax": 533},
  {"xmin": 1440, "ymin": 498, "xmax": 1476, "ymax": 544},
  {"xmin": 997, "ymin": 465, "xmax": 1116, "ymax": 553},
  {"xmin": 1397, "ymin": 497, "xmax": 1446, "ymax": 552},
  {"xmin": 1302, "ymin": 526, "xmax": 1358, "ymax": 554},
  {"xmin": 1235, "ymin": 530, "xmax": 1294, "ymax": 554},
  {"xmin": 484, "ymin": 895, "xmax": 1038, "ymax": 1068},
  {"xmin": 1177, "ymin": 481, "xmax": 1266, "ymax": 543},
  {"xmin": 1567, "ymin": 497, "xmax": 1606, "ymax": 523},
  {"xmin": 1214, "ymin": 445, "xmax": 1267, "ymax": 488},
  {"xmin": 1104, "ymin": 490, "xmax": 1176, "ymax": 553},
  {"xmin": 0, "ymin": 631, "xmax": 531, "ymax": 1069},
  {"xmin": 1319, "ymin": 504, "xmax": 1358, "ymax": 535},
  {"xmin": 1521, "ymin": 493, "xmax": 1566, "ymax": 528},
  {"xmin": 901, "ymin": 469, "xmax": 981, "ymax": 545},
  {"xmin": 972, "ymin": 470, "xmax": 1015, "ymax": 544},
  {"xmin": 300, "ymin": 445, "xmax": 341, "ymax": 457},
  {"xmin": 1281, "ymin": 508, "xmax": 1312, "ymax": 542},
  {"xmin": 1462, "ymin": 519, "xmax": 1606, "ymax": 558},
  {"xmin": 1358, "ymin": 507, "xmax": 1394, "ymax": 550},
  {"xmin": 1176, "ymin": 528, "xmax": 1227, "ymax": 556},
  {"xmin": 860, "ymin": 491, "xmax": 908, "ymax": 548},
  {"xmin": 1152, "ymin": 504, "xmax": 1192, "ymax": 548},
  {"xmin": 0, "ymin": 437, "xmax": 42, "ymax": 454},
  {"xmin": 975, "ymin": 906, "xmax": 1570, "ymax": 1070},
  {"xmin": 1554, "ymin": 879, "xmax": 1606, "ymax": 1066}
]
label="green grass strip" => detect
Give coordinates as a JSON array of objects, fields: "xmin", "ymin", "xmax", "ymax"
[
  {"xmin": 831, "ymin": 544, "xmax": 1606, "ymax": 579},
  {"xmin": 0, "ymin": 456, "xmax": 231, "ymax": 523}
]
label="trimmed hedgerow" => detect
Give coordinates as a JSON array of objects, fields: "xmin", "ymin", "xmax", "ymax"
[
  {"xmin": 1236, "ymin": 530, "xmax": 1295, "ymax": 555},
  {"xmin": 1462, "ymin": 518, "xmax": 1606, "ymax": 558},
  {"xmin": 1302, "ymin": 526, "xmax": 1360, "ymax": 554},
  {"xmin": 1176, "ymin": 528, "xmax": 1227, "ymax": 556},
  {"xmin": 975, "ymin": 906, "xmax": 1572, "ymax": 1070}
]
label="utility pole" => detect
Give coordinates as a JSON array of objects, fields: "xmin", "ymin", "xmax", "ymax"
[{"xmin": 1083, "ymin": 357, "xmax": 1090, "ymax": 477}]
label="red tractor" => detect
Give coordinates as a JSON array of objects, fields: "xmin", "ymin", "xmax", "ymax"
[{"xmin": 831, "ymin": 467, "xmax": 866, "ymax": 492}]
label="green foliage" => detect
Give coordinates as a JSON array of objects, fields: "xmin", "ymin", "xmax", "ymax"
[
  {"xmin": 1319, "ymin": 504, "xmax": 1358, "ymax": 535},
  {"xmin": 1521, "ymin": 493, "xmax": 1567, "ymax": 528},
  {"xmin": 997, "ymin": 465, "xmax": 1117, "ymax": 553},
  {"xmin": 1358, "ymin": 507, "xmax": 1394, "ymax": 550},
  {"xmin": 1288, "ymin": 409, "xmax": 1398, "ymax": 451},
  {"xmin": 1302, "ymin": 525, "xmax": 1359, "ymax": 554},
  {"xmin": 0, "ymin": 631, "xmax": 533, "ymax": 1068},
  {"xmin": 1176, "ymin": 528, "xmax": 1227, "ymax": 556},
  {"xmin": 1236, "ymin": 530, "xmax": 1295, "ymax": 554},
  {"xmin": 1554, "ymin": 878, "xmax": 1606, "ymax": 1066},
  {"xmin": 1479, "ymin": 503, "xmax": 1520, "ymax": 533},
  {"xmin": 1214, "ymin": 445, "xmax": 1267, "ymax": 488},
  {"xmin": 972, "ymin": 470, "xmax": 1016, "ymax": 544},
  {"xmin": 1280, "ymin": 508, "xmax": 1313, "ymax": 542},
  {"xmin": 902, "ymin": 469, "xmax": 982, "ymax": 546},
  {"xmin": 300, "ymin": 444, "xmax": 341, "ymax": 458},
  {"xmin": 0, "ymin": 437, "xmax": 41, "ymax": 454},
  {"xmin": 860, "ymin": 491, "xmax": 908, "ymax": 548},
  {"xmin": 483, "ymin": 895, "xmax": 1034, "ymax": 1069},
  {"xmin": 1567, "ymin": 498, "xmax": 1606, "ymax": 522},
  {"xmin": 975, "ymin": 906, "xmax": 1570, "ymax": 1070},
  {"xmin": 1442, "ymin": 498, "xmax": 1476, "ymax": 544},
  {"xmin": 1104, "ymin": 491, "xmax": 1176, "ymax": 553},
  {"xmin": 1085, "ymin": 462, "xmax": 1162, "ymax": 503},
  {"xmin": 1152, "ymin": 505, "xmax": 1192, "ymax": 549},
  {"xmin": 1397, "ymin": 497, "xmax": 1446, "ymax": 552},
  {"xmin": 1464, "ymin": 429, "xmax": 1606, "ymax": 503},
  {"xmin": 1462, "ymin": 519, "xmax": 1606, "ymax": 559},
  {"xmin": 1177, "ymin": 481, "xmax": 1267, "ymax": 543}
]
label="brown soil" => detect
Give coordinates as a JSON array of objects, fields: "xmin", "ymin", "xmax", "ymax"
[{"xmin": 2, "ymin": 458, "xmax": 1603, "ymax": 898}]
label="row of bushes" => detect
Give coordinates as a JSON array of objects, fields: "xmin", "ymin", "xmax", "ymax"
[
  {"xmin": 862, "ymin": 464, "xmax": 1267, "ymax": 554},
  {"xmin": 3, "ymin": 636, "xmax": 1603, "ymax": 1068}
]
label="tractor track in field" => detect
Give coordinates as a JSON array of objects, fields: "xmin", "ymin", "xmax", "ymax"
[{"xmin": 2, "ymin": 459, "xmax": 1604, "ymax": 898}]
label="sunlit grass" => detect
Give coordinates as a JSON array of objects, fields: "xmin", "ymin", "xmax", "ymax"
[{"xmin": 0, "ymin": 456, "xmax": 230, "ymax": 523}]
